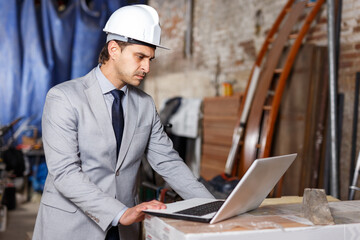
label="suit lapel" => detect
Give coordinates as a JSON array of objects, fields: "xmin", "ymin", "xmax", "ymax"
[
  {"xmin": 83, "ymin": 70, "xmax": 117, "ymax": 160},
  {"xmin": 116, "ymin": 86, "xmax": 138, "ymax": 169}
]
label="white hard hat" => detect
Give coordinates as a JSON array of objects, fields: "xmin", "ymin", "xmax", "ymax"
[{"xmin": 103, "ymin": 4, "xmax": 169, "ymax": 49}]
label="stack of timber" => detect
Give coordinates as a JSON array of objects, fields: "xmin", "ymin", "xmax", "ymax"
[
  {"xmin": 229, "ymin": 0, "xmax": 324, "ymax": 197},
  {"xmin": 240, "ymin": 0, "xmax": 325, "ymax": 177},
  {"xmin": 199, "ymin": 0, "xmax": 326, "ymax": 197},
  {"xmin": 272, "ymin": 44, "xmax": 329, "ymax": 196},
  {"xmin": 200, "ymin": 94, "xmax": 242, "ymax": 180}
]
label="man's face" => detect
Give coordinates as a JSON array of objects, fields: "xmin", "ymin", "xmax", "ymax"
[{"xmin": 114, "ymin": 43, "xmax": 155, "ymax": 87}]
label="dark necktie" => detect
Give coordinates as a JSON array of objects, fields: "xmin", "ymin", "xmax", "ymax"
[{"xmin": 110, "ymin": 89, "xmax": 124, "ymax": 158}]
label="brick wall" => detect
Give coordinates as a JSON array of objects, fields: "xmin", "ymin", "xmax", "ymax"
[
  {"xmin": 146, "ymin": 0, "xmax": 360, "ymax": 200},
  {"xmin": 146, "ymin": 0, "xmax": 288, "ymax": 104}
]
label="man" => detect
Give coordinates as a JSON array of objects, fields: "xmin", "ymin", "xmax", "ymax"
[{"xmin": 33, "ymin": 4, "xmax": 214, "ymax": 240}]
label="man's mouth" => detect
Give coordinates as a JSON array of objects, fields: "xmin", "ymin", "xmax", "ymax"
[{"xmin": 135, "ymin": 72, "xmax": 146, "ymax": 79}]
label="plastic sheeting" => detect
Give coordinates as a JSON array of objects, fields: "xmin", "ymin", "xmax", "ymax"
[
  {"xmin": 0, "ymin": 0, "xmax": 144, "ymax": 142},
  {"xmin": 18, "ymin": 0, "xmax": 51, "ymax": 134},
  {"xmin": 0, "ymin": 1, "xmax": 23, "ymax": 132}
]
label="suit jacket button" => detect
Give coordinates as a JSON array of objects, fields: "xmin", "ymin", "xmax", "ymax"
[{"xmin": 116, "ymin": 170, "xmax": 120, "ymax": 176}]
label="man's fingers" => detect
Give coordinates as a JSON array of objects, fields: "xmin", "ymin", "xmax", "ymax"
[
  {"xmin": 134, "ymin": 201, "xmax": 164, "ymax": 213},
  {"xmin": 140, "ymin": 200, "xmax": 166, "ymax": 210},
  {"xmin": 119, "ymin": 200, "xmax": 167, "ymax": 225},
  {"xmin": 136, "ymin": 206, "xmax": 147, "ymax": 212}
]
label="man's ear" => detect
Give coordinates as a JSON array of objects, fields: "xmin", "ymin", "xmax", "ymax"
[{"xmin": 107, "ymin": 40, "xmax": 119, "ymax": 60}]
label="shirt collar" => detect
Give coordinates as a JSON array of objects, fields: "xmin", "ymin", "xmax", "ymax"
[{"xmin": 95, "ymin": 64, "xmax": 128, "ymax": 95}]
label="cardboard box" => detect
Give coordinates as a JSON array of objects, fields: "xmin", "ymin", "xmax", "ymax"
[{"xmin": 144, "ymin": 200, "xmax": 360, "ymax": 240}]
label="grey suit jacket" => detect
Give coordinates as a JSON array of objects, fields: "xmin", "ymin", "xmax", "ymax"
[{"xmin": 32, "ymin": 69, "xmax": 213, "ymax": 240}]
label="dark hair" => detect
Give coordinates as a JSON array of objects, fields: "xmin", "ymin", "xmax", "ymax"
[{"xmin": 98, "ymin": 40, "xmax": 132, "ymax": 65}]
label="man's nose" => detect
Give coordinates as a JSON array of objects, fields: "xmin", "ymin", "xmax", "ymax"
[{"xmin": 141, "ymin": 60, "xmax": 150, "ymax": 73}]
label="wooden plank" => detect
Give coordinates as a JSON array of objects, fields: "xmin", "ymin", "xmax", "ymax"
[
  {"xmin": 271, "ymin": 45, "xmax": 314, "ymax": 196},
  {"xmin": 203, "ymin": 116, "xmax": 238, "ymax": 128},
  {"xmin": 203, "ymin": 132, "xmax": 233, "ymax": 146},
  {"xmin": 301, "ymin": 46, "xmax": 329, "ymax": 192},
  {"xmin": 203, "ymin": 94, "xmax": 242, "ymax": 116},
  {"xmin": 203, "ymin": 116, "xmax": 238, "ymax": 146},
  {"xmin": 241, "ymin": 1, "xmax": 307, "ymax": 176},
  {"xmin": 201, "ymin": 143, "xmax": 229, "ymax": 180},
  {"xmin": 271, "ymin": 45, "xmax": 328, "ymax": 196},
  {"xmin": 202, "ymin": 144, "xmax": 230, "ymax": 159},
  {"xmin": 260, "ymin": 0, "xmax": 326, "ymax": 159}
]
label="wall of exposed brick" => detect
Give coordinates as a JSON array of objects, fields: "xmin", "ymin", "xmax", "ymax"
[
  {"xmin": 146, "ymin": 0, "xmax": 360, "ymax": 200},
  {"xmin": 146, "ymin": 0, "xmax": 290, "ymax": 103}
]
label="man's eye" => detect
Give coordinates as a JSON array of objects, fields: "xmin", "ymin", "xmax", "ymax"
[{"xmin": 137, "ymin": 55, "xmax": 144, "ymax": 59}]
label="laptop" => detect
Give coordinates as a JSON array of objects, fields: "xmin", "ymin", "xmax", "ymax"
[{"xmin": 144, "ymin": 153, "xmax": 297, "ymax": 224}]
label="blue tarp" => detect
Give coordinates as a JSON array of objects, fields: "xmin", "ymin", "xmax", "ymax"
[
  {"xmin": 0, "ymin": 1, "xmax": 23, "ymax": 132},
  {"xmin": 0, "ymin": 0, "xmax": 144, "ymax": 141}
]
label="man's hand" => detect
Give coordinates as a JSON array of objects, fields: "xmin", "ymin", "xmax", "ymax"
[{"xmin": 119, "ymin": 200, "xmax": 166, "ymax": 225}]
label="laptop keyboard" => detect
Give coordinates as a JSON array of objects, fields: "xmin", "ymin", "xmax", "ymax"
[{"xmin": 175, "ymin": 200, "xmax": 225, "ymax": 216}]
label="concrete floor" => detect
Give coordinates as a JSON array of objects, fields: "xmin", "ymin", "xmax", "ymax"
[{"xmin": 0, "ymin": 197, "xmax": 39, "ymax": 240}]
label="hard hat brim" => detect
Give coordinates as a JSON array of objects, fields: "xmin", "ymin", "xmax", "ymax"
[{"xmin": 106, "ymin": 33, "xmax": 170, "ymax": 50}]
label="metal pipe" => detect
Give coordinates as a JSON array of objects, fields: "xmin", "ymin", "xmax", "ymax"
[
  {"xmin": 185, "ymin": 0, "xmax": 193, "ymax": 57},
  {"xmin": 327, "ymin": 0, "xmax": 339, "ymax": 198},
  {"xmin": 335, "ymin": 0, "xmax": 342, "ymax": 72}
]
